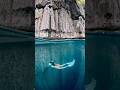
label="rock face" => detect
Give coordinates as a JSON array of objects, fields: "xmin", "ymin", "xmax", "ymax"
[
  {"xmin": 35, "ymin": 0, "xmax": 85, "ymax": 39},
  {"xmin": 0, "ymin": 0, "xmax": 85, "ymax": 37},
  {"xmin": 0, "ymin": 0, "xmax": 34, "ymax": 31},
  {"xmin": 86, "ymin": 0, "xmax": 120, "ymax": 30}
]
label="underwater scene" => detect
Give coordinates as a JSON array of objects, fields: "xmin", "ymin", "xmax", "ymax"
[
  {"xmin": 86, "ymin": 32, "xmax": 120, "ymax": 90},
  {"xmin": 35, "ymin": 39, "xmax": 85, "ymax": 90}
]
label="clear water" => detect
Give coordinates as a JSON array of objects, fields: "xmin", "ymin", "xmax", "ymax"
[{"xmin": 35, "ymin": 39, "xmax": 85, "ymax": 90}]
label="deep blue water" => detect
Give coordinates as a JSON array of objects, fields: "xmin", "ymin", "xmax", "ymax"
[{"xmin": 35, "ymin": 39, "xmax": 85, "ymax": 90}]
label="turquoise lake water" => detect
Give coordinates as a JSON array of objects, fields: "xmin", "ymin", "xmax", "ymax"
[{"xmin": 35, "ymin": 39, "xmax": 85, "ymax": 90}]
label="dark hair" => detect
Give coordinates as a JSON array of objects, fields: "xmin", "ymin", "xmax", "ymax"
[{"xmin": 50, "ymin": 61, "xmax": 55, "ymax": 66}]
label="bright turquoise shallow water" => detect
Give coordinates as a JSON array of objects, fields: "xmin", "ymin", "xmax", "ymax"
[{"xmin": 35, "ymin": 39, "xmax": 85, "ymax": 90}]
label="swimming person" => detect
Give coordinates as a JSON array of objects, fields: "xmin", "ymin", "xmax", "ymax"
[{"xmin": 49, "ymin": 59, "xmax": 75, "ymax": 69}]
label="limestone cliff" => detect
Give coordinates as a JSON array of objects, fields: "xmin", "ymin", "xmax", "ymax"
[
  {"xmin": 35, "ymin": 0, "xmax": 85, "ymax": 39},
  {"xmin": 0, "ymin": 0, "xmax": 85, "ymax": 38}
]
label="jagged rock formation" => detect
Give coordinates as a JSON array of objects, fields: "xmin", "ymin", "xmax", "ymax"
[
  {"xmin": 35, "ymin": 0, "xmax": 85, "ymax": 39},
  {"xmin": 0, "ymin": 0, "xmax": 34, "ymax": 31},
  {"xmin": 86, "ymin": 0, "xmax": 120, "ymax": 30},
  {"xmin": 0, "ymin": 0, "xmax": 85, "ymax": 37}
]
